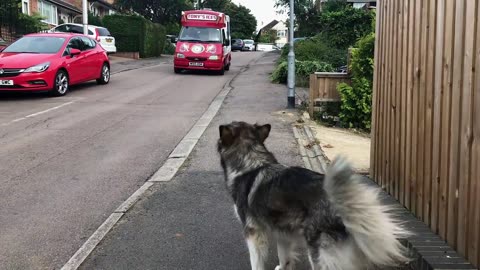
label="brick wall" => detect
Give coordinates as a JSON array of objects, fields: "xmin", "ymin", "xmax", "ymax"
[{"xmin": 30, "ymin": 0, "xmax": 39, "ymax": 14}]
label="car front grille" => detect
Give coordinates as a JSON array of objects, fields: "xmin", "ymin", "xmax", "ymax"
[
  {"xmin": 0, "ymin": 68, "xmax": 23, "ymax": 77},
  {"xmin": 186, "ymin": 57, "xmax": 207, "ymax": 61}
]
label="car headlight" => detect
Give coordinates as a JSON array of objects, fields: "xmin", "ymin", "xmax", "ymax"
[
  {"xmin": 176, "ymin": 53, "xmax": 185, "ymax": 58},
  {"xmin": 24, "ymin": 62, "xmax": 50, "ymax": 73},
  {"xmin": 208, "ymin": 55, "xmax": 220, "ymax": 60}
]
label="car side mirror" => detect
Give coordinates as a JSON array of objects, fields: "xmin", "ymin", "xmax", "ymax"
[
  {"xmin": 223, "ymin": 39, "xmax": 229, "ymax": 46},
  {"xmin": 170, "ymin": 37, "xmax": 176, "ymax": 43},
  {"xmin": 70, "ymin": 48, "xmax": 81, "ymax": 56}
]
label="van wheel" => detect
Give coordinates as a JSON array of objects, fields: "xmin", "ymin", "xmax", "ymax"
[{"xmin": 218, "ymin": 66, "xmax": 225, "ymax": 75}]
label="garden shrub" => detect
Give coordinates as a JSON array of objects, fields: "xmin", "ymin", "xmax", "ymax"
[
  {"xmin": 280, "ymin": 36, "xmax": 347, "ymax": 68},
  {"xmin": 337, "ymin": 32, "xmax": 375, "ymax": 130},
  {"xmin": 163, "ymin": 40, "xmax": 175, "ymax": 55},
  {"xmin": 103, "ymin": 14, "xmax": 165, "ymax": 58},
  {"xmin": 271, "ymin": 60, "xmax": 334, "ymax": 87}
]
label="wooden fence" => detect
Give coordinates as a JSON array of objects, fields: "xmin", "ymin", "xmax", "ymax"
[
  {"xmin": 371, "ymin": 0, "xmax": 480, "ymax": 266},
  {"xmin": 308, "ymin": 72, "xmax": 350, "ymax": 116}
]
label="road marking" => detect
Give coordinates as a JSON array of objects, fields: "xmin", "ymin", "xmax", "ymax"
[
  {"xmin": 1, "ymin": 101, "xmax": 75, "ymax": 126},
  {"xmin": 60, "ymin": 55, "xmax": 258, "ymax": 270}
]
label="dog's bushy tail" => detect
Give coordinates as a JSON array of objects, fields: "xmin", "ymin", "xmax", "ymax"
[{"xmin": 323, "ymin": 156, "xmax": 412, "ymax": 268}]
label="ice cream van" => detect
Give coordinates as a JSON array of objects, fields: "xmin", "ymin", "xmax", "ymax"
[{"xmin": 174, "ymin": 9, "xmax": 231, "ymax": 75}]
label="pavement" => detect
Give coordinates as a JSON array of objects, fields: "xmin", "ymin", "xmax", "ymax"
[
  {"xmin": 75, "ymin": 51, "xmax": 309, "ymax": 269},
  {"xmin": 302, "ymin": 112, "xmax": 371, "ymax": 174}
]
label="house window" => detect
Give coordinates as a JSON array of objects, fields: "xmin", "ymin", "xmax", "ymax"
[
  {"xmin": 277, "ymin": 30, "xmax": 286, "ymax": 37},
  {"xmin": 39, "ymin": 0, "xmax": 58, "ymax": 25},
  {"xmin": 22, "ymin": 0, "xmax": 30, "ymax": 15}
]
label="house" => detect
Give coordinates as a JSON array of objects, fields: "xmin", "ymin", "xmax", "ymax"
[
  {"xmin": 22, "ymin": 0, "xmax": 116, "ymax": 27},
  {"xmin": 88, "ymin": 0, "xmax": 116, "ymax": 18},
  {"xmin": 346, "ymin": 0, "xmax": 376, "ymax": 9},
  {"xmin": 272, "ymin": 20, "xmax": 287, "ymax": 48},
  {"xmin": 255, "ymin": 20, "xmax": 291, "ymax": 48}
]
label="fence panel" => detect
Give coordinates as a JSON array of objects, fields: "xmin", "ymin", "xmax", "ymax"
[{"xmin": 372, "ymin": 0, "xmax": 480, "ymax": 266}]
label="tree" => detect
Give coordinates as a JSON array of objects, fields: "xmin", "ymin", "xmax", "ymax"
[
  {"xmin": 116, "ymin": 0, "xmax": 256, "ymax": 39},
  {"xmin": 259, "ymin": 29, "xmax": 277, "ymax": 43},
  {"xmin": 202, "ymin": 0, "xmax": 257, "ymax": 39},
  {"xmin": 227, "ymin": 4, "xmax": 257, "ymax": 39},
  {"xmin": 115, "ymin": 0, "xmax": 195, "ymax": 25}
]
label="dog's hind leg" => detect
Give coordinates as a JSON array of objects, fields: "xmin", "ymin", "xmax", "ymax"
[
  {"xmin": 274, "ymin": 235, "xmax": 298, "ymax": 270},
  {"xmin": 307, "ymin": 245, "xmax": 322, "ymax": 270},
  {"xmin": 245, "ymin": 225, "xmax": 269, "ymax": 270}
]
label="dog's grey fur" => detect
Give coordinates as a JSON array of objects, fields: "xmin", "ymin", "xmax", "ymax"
[{"xmin": 217, "ymin": 121, "xmax": 412, "ymax": 270}]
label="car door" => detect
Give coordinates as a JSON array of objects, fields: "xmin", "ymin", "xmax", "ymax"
[
  {"xmin": 79, "ymin": 36, "xmax": 100, "ymax": 80},
  {"xmin": 63, "ymin": 37, "xmax": 88, "ymax": 84}
]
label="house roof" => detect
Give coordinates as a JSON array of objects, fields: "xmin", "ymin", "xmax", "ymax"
[
  {"xmin": 45, "ymin": 0, "xmax": 82, "ymax": 14},
  {"xmin": 254, "ymin": 20, "xmax": 279, "ymax": 42},
  {"xmin": 258, "ymin": 20, "xmax": 279, "ymax": 32}
]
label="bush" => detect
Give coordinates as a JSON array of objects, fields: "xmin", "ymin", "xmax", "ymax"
[
  {"xmin": 317, "ymin": 6, "xmax": 375, "ymax": 50},
  {"xmin": 280, "ymin": 36, "xmax": 347, "ymax": 68},
  {"xmin": 337, "ymin": 32, "xmax": 375, "ymax": 130},
  {"xmin": 103, "ymin": 14, "xmax": 165, "ymax": 58},
  {"xmin": 16, "ymin": 13, "xmax": 49, "ymax": 35},
  {"xmin": 163, "ymin": 40, "xmax": 175, "ymax": 55},
  {"xmin": 88, "ymin": 12, "xmax": 103, "ymax": 26},
  {"xmin": 271, "ymin": 60, "xmax": 334, "ymax": 87}
]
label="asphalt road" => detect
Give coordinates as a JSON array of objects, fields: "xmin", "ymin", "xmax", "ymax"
[{"xmin": 0, "ymin": 52, "xmax": 260, "ymax": 270}]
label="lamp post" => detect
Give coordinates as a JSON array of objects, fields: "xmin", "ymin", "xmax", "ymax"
[
  {"xmin": 287, "ymin": 0, "xmax": 295, "ymax": 108},
  {"xmin": 82, "ymin": 0, "xmax": 88, "ymax": 35}
]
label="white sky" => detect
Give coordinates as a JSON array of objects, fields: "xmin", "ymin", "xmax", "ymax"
[{"xmin": 231, "ymin": 0, "xmax": 288, "ymax": 30}]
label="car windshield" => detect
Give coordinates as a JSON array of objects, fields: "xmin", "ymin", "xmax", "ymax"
[
  {"xmin": 179, "ymin": 27, "xmax": 222, "ymax": 43},
  {"xmin": 3, "ymin": 36, "xmax": 65, "ymax": 54},
  {"xmin": 244, "ymin": 40, "xmax": 254, "ymax": 44}
]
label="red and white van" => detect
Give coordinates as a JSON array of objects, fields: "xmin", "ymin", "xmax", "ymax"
[{"xmin": 174, "ymin": 9, "xmax": 231, "ymax": 75}]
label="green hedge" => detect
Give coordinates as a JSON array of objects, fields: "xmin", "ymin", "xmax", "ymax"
[
  {"xmin": 337, "ymin": 32, "xmax": 375, "ymax": 131},
  {"xmin": 271, "ymin": 60, "xmax": 334, "ymax": 87},
  {"xmin": 103, "ymin": 14, "xmax": 165, "ymax": 58},
  {"xmin": 280, "ymin": 36, "xmax": 347, "ymax": 69}
]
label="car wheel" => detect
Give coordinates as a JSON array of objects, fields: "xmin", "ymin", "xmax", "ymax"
[
  {"xmin": 174, "ymin": 68, "xmax": 182, "ymax": 74},
  {"xmin": 51, "ymin": 70, "xmax": 69, "ymax": 96},
  {"xmin": 96, "ymin": 63, "xmax": 110, "ymax": 85}
]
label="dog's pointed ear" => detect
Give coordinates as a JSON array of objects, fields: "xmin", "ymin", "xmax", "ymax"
[
  {"xmin": 256, "ymin": 124, "xmax": 271, "ymax": 142},
  {"xmin": 219, "ymin": 124, "xmax": 235, "ymax": 146}
]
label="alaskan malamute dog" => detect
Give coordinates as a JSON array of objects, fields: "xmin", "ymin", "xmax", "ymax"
[{"xmin": 217, "ymin": 121, "xmax": 411, "ymax": 270}]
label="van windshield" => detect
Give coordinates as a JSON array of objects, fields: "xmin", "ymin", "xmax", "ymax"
[{"xmin": 179, "ymin": 27, "xmax": 222, "ymax": 43}]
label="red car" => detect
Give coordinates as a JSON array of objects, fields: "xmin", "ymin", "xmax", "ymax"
[{"xmin": 0, "ymin": 33, "xmax": 110, "ymax": 96}]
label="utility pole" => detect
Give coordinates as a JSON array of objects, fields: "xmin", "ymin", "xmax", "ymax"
[
  {"xmin": 82, "ymin": 0, "xmax": 88, "ymax": 35},
  {"xmin": 287, "ymin": 0, "xmax": 295, "ymax": 108}
]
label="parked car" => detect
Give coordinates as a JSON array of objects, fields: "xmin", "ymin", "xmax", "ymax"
[
  {"xmin": 166, "ymin": 35, "xmax": 177, "ymax": 44},
  {"xmin": 49, "ymin": 23, "xmax": 116, "ymax": 54},
  {"xmin": 256, "ymin": 43, "xmax": 280, "ymax": 52},
  {"xmin": 0, "ymin": 33, "xmax": 110, "ymax": 96},
  {"xmin": 232, "ymin": 39, "xmax": 244, "ymax": 51},
  {"xmin": 242, "ymin": 39, "xmax": 255, "ymax": 51}
]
